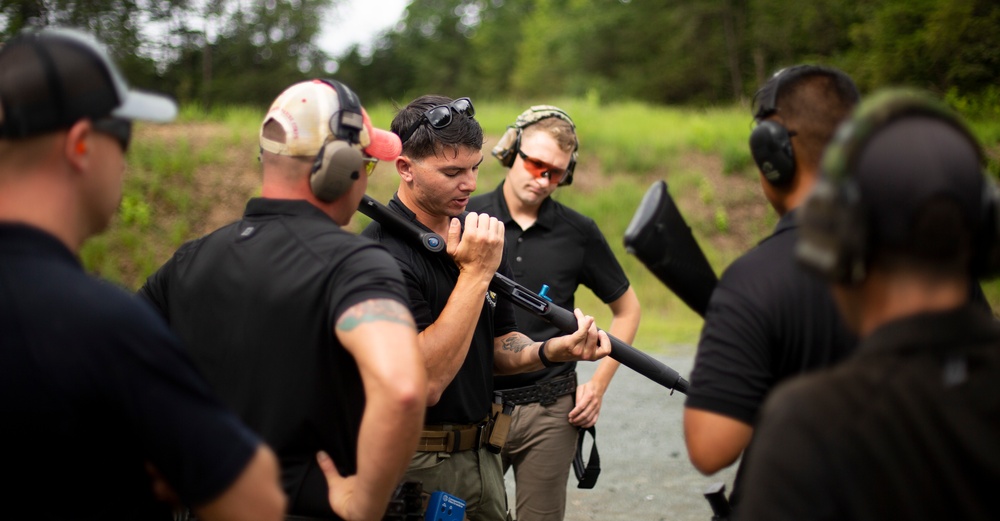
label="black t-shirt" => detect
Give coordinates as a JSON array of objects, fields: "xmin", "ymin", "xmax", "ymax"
[
  {"xmin": 141, "ymin": 198, "xmax": 410, "ymax": 518},
  {"xmin": 1, "ymin": 223, "xmax": 259, "ymax": 520},
  {"xmin": 362, "ymin": 194, "xmax": 519, "ymax": 424},
  {"xmin": 687, "ymin": 210, "xmax": 856, "ymax": 422},
  {"xmin": 740, "ymin": 304, "xmax": 1000, "ymax": 521},
  {"xmin": 468, "ymin": 182, "xmax": 630, "ymax": 388},
  {"xmin": 685, "ymin": 210, "xmax": 857, "ymax": 505}
]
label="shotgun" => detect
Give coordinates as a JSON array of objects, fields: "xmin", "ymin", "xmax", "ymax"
[
  {"xmin": 359, "ymin": 195, "xmax": 689, "ymax": 394},
  {"xmin": 624, "ymin": 180, "xmax": 718, "ymax": 317}
]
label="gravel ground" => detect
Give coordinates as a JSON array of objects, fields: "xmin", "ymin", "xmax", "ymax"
[{"xmin": 504, "ymin": 352, "xmax": 738, "ymax": 521}]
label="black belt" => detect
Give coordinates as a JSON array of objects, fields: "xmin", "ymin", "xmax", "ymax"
[{"xmin": 497, "ymin": 371, "xmax": 577, "ymax": 405}]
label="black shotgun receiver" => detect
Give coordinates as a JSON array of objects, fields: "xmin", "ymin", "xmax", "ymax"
[{"xmin": 358, "ymin": 194, "xmax": 689, "ymax": 394}]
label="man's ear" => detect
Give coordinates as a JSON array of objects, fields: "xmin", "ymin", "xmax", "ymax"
[
  {"xmin": 64, "ymin": 120, "xmax": 91, "ymax": 172},
  {"xmin": 396, "ymin": 156, "xmax": 415, "ymax": 183}
]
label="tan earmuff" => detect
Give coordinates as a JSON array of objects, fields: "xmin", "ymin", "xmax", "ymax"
[
  {"xmin": 308, "ymin": 79, "xmax": 366, "ymax": 203},
  {"xmin": 491, "ymin": 126, "xmax": 521, "ymax": 168},
  {"xmin": 491, "ymin": 105, "xmax": 579, "ymax": 185},
  {"xmin": 310, "ymin": 139, "xmax": 363, "ymax": 202}
]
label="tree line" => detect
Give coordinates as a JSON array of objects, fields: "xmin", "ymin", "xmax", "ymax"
[{"xmin": 3, "ymin": 0, "xmax": 998, "ymax": 112}]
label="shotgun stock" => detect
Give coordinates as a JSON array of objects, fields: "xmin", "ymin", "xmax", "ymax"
[
  {"xmin": 624, "ymin": 180, "xmax": 718, "ymax": 317},
  {"xmin": 359, "ymin": 194, "xmax": 689, "ymax": 394}
]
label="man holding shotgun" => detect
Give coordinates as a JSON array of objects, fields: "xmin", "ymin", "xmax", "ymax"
[{"xmin": 363, "ymin": 94, "xmax": 610, "ymax": 521}]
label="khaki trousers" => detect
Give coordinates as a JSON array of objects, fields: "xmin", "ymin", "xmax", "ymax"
[{"xmin": 501, "ymin": 394, "xmax": 577, "ymax": 521}]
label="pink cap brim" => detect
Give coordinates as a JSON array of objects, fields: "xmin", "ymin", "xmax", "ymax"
[{"xmin": 362, "ymin": 108, "xmax": 402, "ymax": 162}]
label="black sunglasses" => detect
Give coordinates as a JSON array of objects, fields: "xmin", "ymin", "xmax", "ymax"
[
  {"xmin": 398, "ymin": 97, "xmax": 475, "ymax": 144},
  {"xmin": 92, "ymin": 117, "xmax": 133, "ymax": 152}
]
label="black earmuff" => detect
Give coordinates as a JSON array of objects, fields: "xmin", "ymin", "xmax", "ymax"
[
  {"xmin": 310, "ymin": 79, "xmax": 365, "ymax": 202},
  {"xmin": 796, "ymin": 89, "xmax": 1000, "ymax": 284},
  {"xmin": 749, "ymin": 120, "xmax": 795, "ymax": 186},
  {"xmin": 492, "ymin": 105, "xmax": 579, "ymax": 186},
  {"xmin": 749, "ymin": 65, "xmax": 857, "ymax": 187}
]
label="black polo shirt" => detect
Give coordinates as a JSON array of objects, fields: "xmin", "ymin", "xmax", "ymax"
[
  {"xmin": 687, "ymin": 209, "xmax": 856, "ymax": 423},
  {"xmin": 686, "ymin": 209, "xmax": 857, "ymax": 506},
  {"xmin": 362, "ymin": 194, "xmax": 518, "ymax": 424},
  {"xmin": 1, "ymin": 223, "xmax": 259, "ymax": 520},
  {"xmin": 141, "ymin": 198, "xmax": 409, "ymax": 518},
  {"xmin": 468, "ymin": 182, "xmax": 630, "ymax": 388},
  {"xmin": 740, "ymin": 304, "xmax": 1000, "ymax": 521}
]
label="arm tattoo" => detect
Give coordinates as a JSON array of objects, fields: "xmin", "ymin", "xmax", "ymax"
[
  {"xmin": 336, "ymin": 299, "xmax": 416, "ymax": 331},
  {"xmin": 500, "ymin": 334, "xmax": 532, "ymax": 354}
]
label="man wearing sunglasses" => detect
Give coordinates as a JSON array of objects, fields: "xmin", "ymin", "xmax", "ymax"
[
  {"xmin": 467, "ymin": 106, "xmax": 641, "ymax": 521},
  {"xmin": 140, "ymin": 80, "xmax": 427, "ymax": 520},
  {"xmin": 363, "ymin": 95, "xmax": 611, "ymax": 521},
  {"xmin": 0, "ymin": 28, "xmax": 286, "ymax": 520}
]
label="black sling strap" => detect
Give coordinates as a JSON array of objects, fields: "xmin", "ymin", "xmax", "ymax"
[{"xmin": 573, "ymin": 425, "xmax": 601, "ymax": 489}]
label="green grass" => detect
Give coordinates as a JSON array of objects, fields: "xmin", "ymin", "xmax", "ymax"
[{"xmin": 85, "ymin": 98, "xmax": 1000, "ymax": 350}]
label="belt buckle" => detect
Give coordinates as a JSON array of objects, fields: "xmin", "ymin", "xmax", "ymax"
[{"xmin": 537, "ymin": 381, "xmax": 557, "ymax": 405}]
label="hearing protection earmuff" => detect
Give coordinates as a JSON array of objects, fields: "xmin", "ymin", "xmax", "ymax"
[
  {"xmin": 309, "ymin": 79, "xmax": 366, "ymax": 202},
  {"xmin": 749, "ymin": 65, "xmax": 857, "ymax": 187},
  {"xmin": 795, "ymin": 89, "xmax": 1000, "ymax": 284},
  {"xmin": 492, "ymin": 105, "xmax": 579, "ymax": 186}
]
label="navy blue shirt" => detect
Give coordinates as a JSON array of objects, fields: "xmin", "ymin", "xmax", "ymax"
[
  {"xmin": 1, "ymin": 223, "xmax": 259, "ymax": 520},
  {"xmin": 468, "ymin": 182, "xmax": 630, "ymax": 388}
]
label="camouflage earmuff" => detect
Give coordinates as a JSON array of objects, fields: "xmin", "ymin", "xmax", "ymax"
[
  {"xmin": 796, "ymin": 88, "xmax": 1000, "ymax": 283},
  {"xmin": 492, "ymin": 105, "xmax": 579, "ymax": 186}
]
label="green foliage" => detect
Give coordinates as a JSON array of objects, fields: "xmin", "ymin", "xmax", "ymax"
[
  {"xmin": 6, "ymin": 0, "xmax": 999, "ymax": 110},
  {"xmin": 119, "ymin": 195, "xmax": 152, "ymax": 229},
  {"xmin": 843, "ymin": 0, "xmax": 1000, "ymax": 96},
  {"xmin": 714, "ymin": 207, "xmax": 729, "ymax": 234}
]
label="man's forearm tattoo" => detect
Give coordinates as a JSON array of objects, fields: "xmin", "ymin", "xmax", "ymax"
[
  {"xmin": 336, "ymin": 299, "xmax": 416, "ymax": 331},
  {"xmin": 500, "ymin": 334, "xmax": 532, "ymax": 354}
]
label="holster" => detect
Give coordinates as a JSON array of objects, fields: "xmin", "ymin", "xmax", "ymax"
[
  {"xmin": 485, "ymin": 395, "xmax": 514, "ymax": 454},
  {"xmin": 383, "ymin": 481, "xmax": 426, "ymax": 520}
]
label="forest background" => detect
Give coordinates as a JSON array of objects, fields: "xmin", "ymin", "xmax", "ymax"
[{"xmin": 4, "ymin": 0, "xmax": 999, "ymax": 348}]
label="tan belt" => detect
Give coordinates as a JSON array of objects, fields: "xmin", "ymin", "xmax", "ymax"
[{"xmin": 417, "ymin": 420, "xmax": 489, "ymax": 453}]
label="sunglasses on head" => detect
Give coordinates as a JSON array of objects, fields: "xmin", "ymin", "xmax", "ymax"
[
  {"xmin": 516, "ymin": 149, "xmax": 567, "ymax": 184},
  {"xmin": 92, "ymin": 117, "xmax": 132, "ymax": 152},
  {"xmin": 398, "ymin": 97, "xmax": 475, "ymax": 144}
]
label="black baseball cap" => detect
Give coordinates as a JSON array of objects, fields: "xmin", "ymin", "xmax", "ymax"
[
  {"xmin": 0, "ymin": 27, "xmax": 177, "ymax": 139},
  {"xmin": 852, "ymin": 114, "xmax": 984, "ymax": 248}
]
